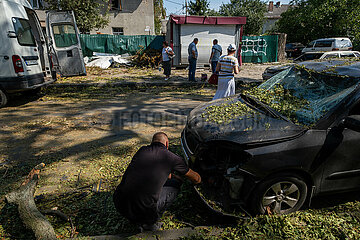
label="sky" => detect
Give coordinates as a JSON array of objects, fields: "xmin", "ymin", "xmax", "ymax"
[{"xmin": 163, "ymin": 0, "xmax": 291, "ymax": 15}]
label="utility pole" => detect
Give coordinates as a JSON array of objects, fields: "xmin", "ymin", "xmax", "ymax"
[{"xmin": 185, "ymin": 0, "xmax": 188, "ymax": 16}]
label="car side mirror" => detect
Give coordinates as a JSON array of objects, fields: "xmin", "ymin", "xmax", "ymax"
[{"xmin": 343, "ymin": 115, "xmax": 360, "ymax": 132}]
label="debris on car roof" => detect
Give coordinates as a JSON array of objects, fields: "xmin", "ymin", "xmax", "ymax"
[{"xmin": 297, "ymin": 59, "xmax": 360, "ymax": 78}]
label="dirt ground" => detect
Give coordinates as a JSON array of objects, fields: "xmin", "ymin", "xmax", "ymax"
[
  {"xmin": 1, "ymin": 65, "xmax": 360, "ymax": 239},
  {"xmin": 0, "ymin": 72, "xmax": 219, "ymax": 238},
  {"xmin": 56, "ymin": 63, "xmax": 277, "ymax": 84}
]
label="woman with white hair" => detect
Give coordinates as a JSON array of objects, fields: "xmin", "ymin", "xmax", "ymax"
[{"xmin": 212, "ymin": 44, "xmax": 240, "ymax": 100}]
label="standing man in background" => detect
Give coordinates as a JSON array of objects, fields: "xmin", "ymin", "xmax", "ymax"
[
  {"xmin": 209, "ymin": 39, "xmax": 222, "ymax": 73},
  {"xmin": 188, "ymin": 38, "xmax": 198, "ymax": 82}
]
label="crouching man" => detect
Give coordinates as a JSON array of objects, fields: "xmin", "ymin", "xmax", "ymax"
[{"xmin": 113, "ymin": 132, "xmax": 201, "ymax": 231}]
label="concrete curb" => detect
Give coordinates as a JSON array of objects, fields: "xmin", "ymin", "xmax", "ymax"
[
  {"xmin": 48, "ymin": 81, "xmax": 210, "ymax": 89},
  {"xmin": 48, "ymin": 79, "xmax": 261, "ymax": 89}
]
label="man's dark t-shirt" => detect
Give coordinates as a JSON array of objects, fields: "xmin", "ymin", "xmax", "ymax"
[{"xmin": 113, "ymin": 142, "xmax": 189, "ymax": 224}]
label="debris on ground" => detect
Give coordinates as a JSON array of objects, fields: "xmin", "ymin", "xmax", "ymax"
[
  {"xmin": 85, "ymin": 52, "xmax": 132, "ymax": 69},
  {"xmin": 131, "ymin": 48, "xmax": 162, "ymax": 68}
]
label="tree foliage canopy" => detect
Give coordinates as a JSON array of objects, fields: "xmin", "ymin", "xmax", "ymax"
[
  {"xmin": 188, "ymin": 0, "xmax": 210, "ymax": 16},
  {"xmin": 46, "ymin": 0, "xmax": 109, "ymax": 33},
  {"xmin": 276, "ymin": 0, "xmax": 360, "ymax": 49},
  {"xmin": 219, "ymin": 0, "xmax": 267, "ymax": 35},
  {"xmin": 154, "ymin": 0, "xmax": 166, "ymax": 35}
]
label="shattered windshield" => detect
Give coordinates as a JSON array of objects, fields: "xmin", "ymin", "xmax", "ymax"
[{"xmin": 244, "ymin": 66, "xmax": 360, "ymax": 126}]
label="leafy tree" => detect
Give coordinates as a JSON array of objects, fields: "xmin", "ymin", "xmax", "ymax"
[
  {"xmin": 276, "ymin": 0, "xmax": 360, "ymax": 49},
  {"xmin": 154, "ymin": 0, "xmax": 166, "ymax": 35},
  {"xmin": 188, "ymin": 0, "xmax": 210, "ymax": 16},
  {"xmin": 207, "ymin": 9, "xmax": 220, "ymax": 16},
  {"xmin": 219, "ymin": 0, "xmax": 267, "ymax": 35},
  {"xmin": 46, "ymin": 0, "xmax": 109, "ymax": 33}
]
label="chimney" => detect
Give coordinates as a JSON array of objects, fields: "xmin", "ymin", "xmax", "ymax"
[{"xmin": 269, "ymin": 1, "xmax": 274, "ymax": 12}]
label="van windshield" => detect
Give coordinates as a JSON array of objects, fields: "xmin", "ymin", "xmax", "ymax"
[{"xmin": 12, "ymin": 18, "xmax": 36, "ymax": 46}]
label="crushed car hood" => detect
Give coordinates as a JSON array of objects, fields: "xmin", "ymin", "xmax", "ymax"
[{"xmin": 187, "ymin": 95, "xmax": 306, "ymax": 147}]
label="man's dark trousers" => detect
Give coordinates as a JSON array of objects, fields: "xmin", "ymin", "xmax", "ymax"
[
  {"xmin": 188, "ymin": 57, "xmax": 197, "ymax": 81},
  {"xmin": 211, "ymin": 61, "xmax": 218, "ymax": 73}
]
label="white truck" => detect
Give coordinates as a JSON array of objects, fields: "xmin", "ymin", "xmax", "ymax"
[{"xmin": 0, "ymin": 0, "xmax": 86, "ymax": 107}]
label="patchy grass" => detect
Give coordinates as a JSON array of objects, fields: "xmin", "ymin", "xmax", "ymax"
[{"xmin": 1, "ymin": 86, "xmax": 360, "ymax": 239}]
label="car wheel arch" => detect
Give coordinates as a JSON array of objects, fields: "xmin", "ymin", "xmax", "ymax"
[
  {"xmin": 248, "ymin": 170, "xmax": 312, "ymax": 215},
  {"xmin": 260, "ymin": 169, "xmax": 314, "ymax": 190}
]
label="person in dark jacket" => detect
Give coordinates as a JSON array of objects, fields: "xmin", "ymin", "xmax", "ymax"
[{"xmin": 113, "ymin": 132, "xmax": 201, "ymax": 231}]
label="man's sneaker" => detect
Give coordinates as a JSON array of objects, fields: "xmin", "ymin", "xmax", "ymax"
[
  {"xmin": 165, "ymin": 78, "xmax": 169, "ymax": 81},
  {"xmin": 140, "ymin": 222, "xmax": 163, "ymax": 232}
]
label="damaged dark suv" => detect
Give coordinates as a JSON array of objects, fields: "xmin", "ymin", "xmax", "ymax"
[{"xmin": 181, "ymin": 60, "xmax": 360, "ymax": 215}]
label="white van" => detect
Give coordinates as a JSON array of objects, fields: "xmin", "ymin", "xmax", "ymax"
[
  {"xmin": 302, "ymin": 37, "xmax": 353, "ymax": 53},
  {"xmin": 0, "ymin": 0, "xmax": 86, "ymax": 106}
]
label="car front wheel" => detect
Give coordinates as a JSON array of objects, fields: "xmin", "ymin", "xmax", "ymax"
[{"xmin": 250, "ymin": 174, "xmax": 307, "ymax": 215}]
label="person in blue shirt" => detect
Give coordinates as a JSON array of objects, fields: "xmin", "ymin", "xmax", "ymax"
[
  {"xmin": 209, "ymin": 39, "xmax": 222, "ymax": 73},
  {"xmin": 188, "ymin": 38, "xmax": 198, "ymax": 82}
]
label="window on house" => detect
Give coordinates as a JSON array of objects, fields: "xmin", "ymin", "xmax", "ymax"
[
  {"xmin": 112, "ymin": 27, "xmax": 124, "ymax": 35},
  {"xmin": 111, "ymin": 0, "xmax": 122, "ymax": 10},
  {"xmin": 29, "ymin": 0, "xmax": 43, "ymax": 9}
]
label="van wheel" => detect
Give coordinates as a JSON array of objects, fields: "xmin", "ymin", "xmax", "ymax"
[
  {"xmin": 0, "ymin": 89, "xmax": 8, "ymax": 107},
  {"xmin": 250, "ymin": 174, "xmax": 307, "ymax": 215}
]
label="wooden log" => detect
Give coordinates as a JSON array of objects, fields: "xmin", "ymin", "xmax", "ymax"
[{"xmin": 5, "ymin": 163, "xmax": 57, "ymax": 240}]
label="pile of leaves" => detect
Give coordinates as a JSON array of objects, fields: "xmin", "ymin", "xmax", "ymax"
[
  {"xmin": 201, "ymin": 99, "xmax": 255, "ymax": 124},
  {"xmin": 242, "ymin": 84, "xmax": 310, "ymax": 125},
  {"xmin": 201, "ymin": 84, "xmax": 310, "ymax": 126},
  {"xmin": 131, "ymin": 47, "xmax": 162, "ymax": 68}
]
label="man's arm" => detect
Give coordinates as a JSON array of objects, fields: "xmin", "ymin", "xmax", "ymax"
[
  {"xmin": 234, "ymin": 65, "xmax": 239, "ymax": 74},
  {"xmin": 184, "ymin": 169, "xmax": 201, "ymax": 184},
  {"xmin": 215, "ymin": 61, "xmax": 221, "ymax": 72},
  {"xmin": 192, "ymin": 50, "xmax": 196, "ymax": 59},
  {"xmin": 209, "ymin": 51, "xmax": 214, "ymax": 63}
]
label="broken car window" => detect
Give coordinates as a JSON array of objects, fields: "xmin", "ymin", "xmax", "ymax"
[{"xmin": 255, "ymin": 66, "xmax": 360, "ymax": 126}]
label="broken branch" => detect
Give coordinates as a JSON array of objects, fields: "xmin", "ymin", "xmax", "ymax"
[{"xmin": 5, "ymin": 163, "xmax": 57, "ymax": 240}]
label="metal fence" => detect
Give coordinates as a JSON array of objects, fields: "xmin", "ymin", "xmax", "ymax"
[
  {"xmin": 241, "ymin": 35, "xmax": 279, "ymax": 63},
  {"xmin": 79, "ymin": 34, "xmax": 165, "ymax": 57}
]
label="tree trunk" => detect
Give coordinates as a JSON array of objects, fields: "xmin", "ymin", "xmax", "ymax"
[{"xmin": 5, "ymin": 163, "xmax": 57, "ymax": 240}]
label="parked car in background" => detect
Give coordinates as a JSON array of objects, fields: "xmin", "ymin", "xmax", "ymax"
[
  {"xmin": 262, "ymin": 51, "xmax": 360, "ymax": 80},
  {"xmin": 302, "ymin": 38, "xmax": 353, "ymax": 53},
  {"xmin": 182, "ymin": 60, "xmax": 360, "ymax": 215},
  {"xmin": 285, "ymin": 43, "xmax": 305, "ymax": 58},
  {"xmin": 0, "ymin": 0, "xmax": 86, "ymax": 107}
]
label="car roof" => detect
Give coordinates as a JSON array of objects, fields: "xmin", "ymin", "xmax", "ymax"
[
  {"xmin": 304, "ymin": 51, "xmax": 359, "ymax": 55},
  {"xmin": 298, "ymin": 60, "xmax": 360, "ymax": 78},
  {"xmin": 314, "ymin": 37, "xmax": 351, "ymax": 41}
]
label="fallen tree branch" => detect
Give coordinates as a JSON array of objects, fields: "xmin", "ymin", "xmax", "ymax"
[
  {"xmin": 41, "ymin": 209, "xmax": 77, "ymax": 238},
  {"xmin": 5, "ymin": 163, "xmax": 57, "ymax": 240}
]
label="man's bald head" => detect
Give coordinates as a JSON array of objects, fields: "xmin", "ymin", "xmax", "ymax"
[{"xmin": 152, "ymin": 132, "xmax": 169, "ymax": 148}]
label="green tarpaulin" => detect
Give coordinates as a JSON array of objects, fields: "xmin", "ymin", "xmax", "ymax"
[
  {"xmin": 79, "ymin": 34, "xmax": 165, "ymax": 57},
  {"xmin": 241, "ymin": 35, "xmax": 278, "ymax": 63}
]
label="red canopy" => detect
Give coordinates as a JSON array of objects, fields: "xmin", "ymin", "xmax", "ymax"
[{"xmin": 170, "ymin": 15, "xmax": 246, "ymax": 25}]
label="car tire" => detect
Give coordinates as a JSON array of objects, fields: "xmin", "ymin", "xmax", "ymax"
[
  {"xmin": 249, "ymin": 174, "xmax": 307, "ymax": 215},
  {"xmin": 0, "ymin": 89, "xmax": 8, "ymax": 107}
]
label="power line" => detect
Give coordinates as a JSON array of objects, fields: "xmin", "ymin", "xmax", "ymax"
[{"xmin": 164, "ymin": 0, "xmax": 183, "ymax": 6}]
